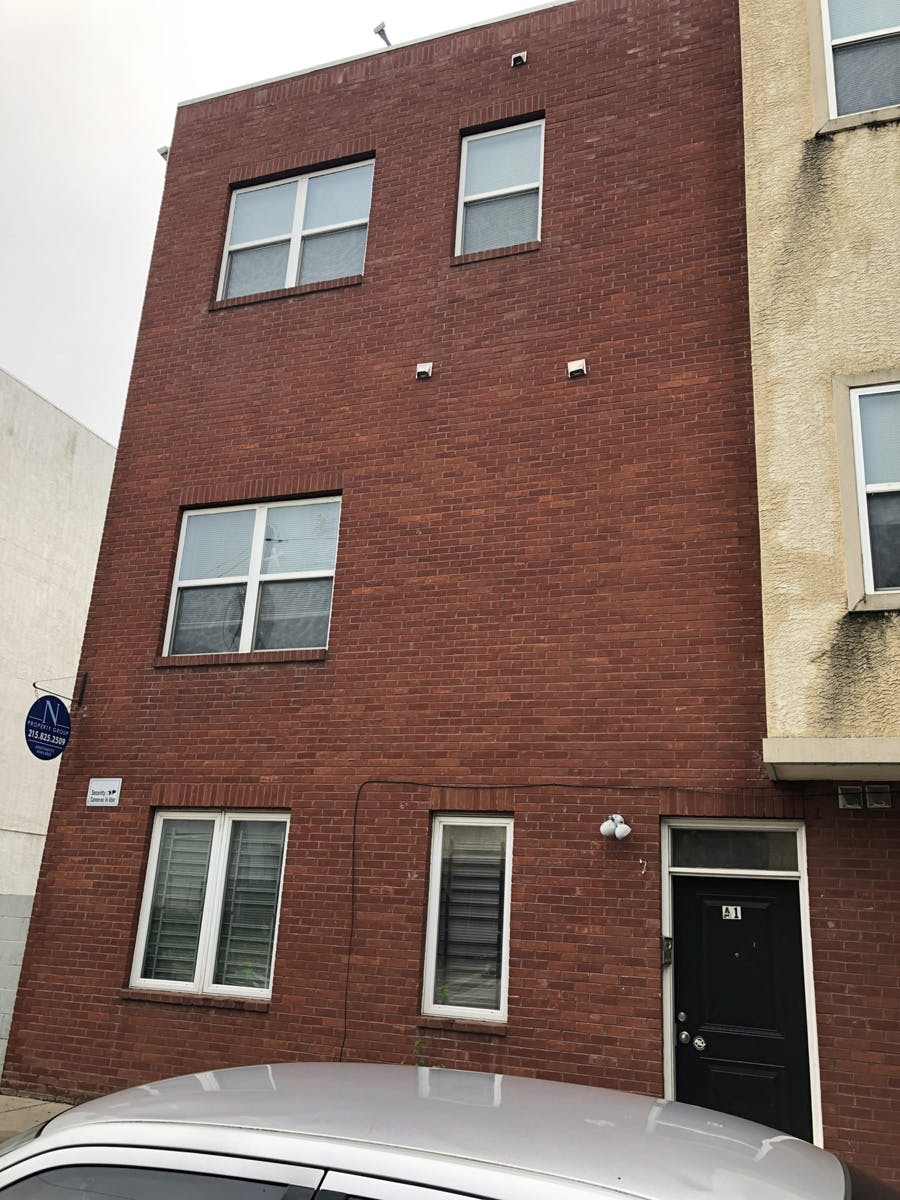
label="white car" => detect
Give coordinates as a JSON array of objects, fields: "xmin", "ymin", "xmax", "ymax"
[{"xmin": 0, "ymin": 1063, "xmax": 893, "ymax": 1200}]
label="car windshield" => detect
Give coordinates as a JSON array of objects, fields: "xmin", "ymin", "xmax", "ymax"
[{"xmin": 0, "ymin": 1123, "xmax": 47, "ymax": 1160}]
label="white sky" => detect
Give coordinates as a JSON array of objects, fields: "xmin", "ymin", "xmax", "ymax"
[{"xmin": 0, "ymin": 0, "xmax": 536, "ymax": 445}]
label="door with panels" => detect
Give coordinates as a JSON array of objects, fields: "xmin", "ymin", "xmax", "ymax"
[{"xmin": 663, "ymin": 821, "xmax": 818, "ymax": 1142}]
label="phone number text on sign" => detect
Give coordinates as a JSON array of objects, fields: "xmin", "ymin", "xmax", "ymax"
[{"xmin": 25, "ymin": 696, "xmax": 71, "ymax": 761}]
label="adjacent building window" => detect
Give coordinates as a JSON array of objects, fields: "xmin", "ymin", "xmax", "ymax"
[
  {"xmin": 850, "ymin": 382, "xmax": 900, "ymax": 593},
  {"xmin": 219, "ymin": 161, "xmax": 374, "ymax": 300},
  {"xmin": 164, "ymin": 496, "xmax": 341, "ymax": 656},
  {"xmin": 455, "ymin": 121, "xmax": 544, "ymax": 256},
  {"xmin": 131, "ymin": 811, "xmax": 289, "ymax": 997},
  {"xmin": 422, "ymin": 815, "xmax": 513, "ymax": 1020},
  {"xmin": 824, "ymin": 1, "xmax": 900, "ymax": 116}
]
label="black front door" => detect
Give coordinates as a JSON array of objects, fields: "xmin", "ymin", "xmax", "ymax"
[{"xmin": 672, "ymin": 875, "xmax": 812, "ymax": 1140}]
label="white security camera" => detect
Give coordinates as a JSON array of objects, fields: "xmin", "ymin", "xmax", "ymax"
[{"xmin": 416, "ymin": 362, "xmax": 433, "ymax": 380}]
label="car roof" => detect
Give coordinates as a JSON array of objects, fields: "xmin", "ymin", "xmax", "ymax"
[{"xmin": 39, "ymin": 1063, "xmax": 842, "ymax": 1200}]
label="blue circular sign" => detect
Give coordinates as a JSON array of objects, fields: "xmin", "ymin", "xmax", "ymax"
[{"xmin": 24, "ymin": 695, "xmax": 71, "ymax": 760}]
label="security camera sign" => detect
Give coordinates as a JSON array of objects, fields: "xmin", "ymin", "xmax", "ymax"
[
  {"xmin": 86, "ymin": 778, "xmax": 122, "ymax": 807},
  {"xmin": 24, "ymin": 695, "xmax": 71, "ymax": 760}
]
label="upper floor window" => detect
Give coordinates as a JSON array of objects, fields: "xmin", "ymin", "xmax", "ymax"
[
  {"xmin": 422, "ymin": 814, "xmax": 513, "ymax": 1021},
  {"xmin": 219, "ymin": 161, "xmax": 374, "ymax": 300},
  {"xmin": 455, "ymin": 121, "xmax": 544, "ymax": 256},
  {"xmin": 824, "ymin": 1, "xmax": 900, "ymax": 116},
  {"xmin": 164, "ymin": 497, "xmax": 341, "ymax": 655},
  {"xmin": 850, "ymin": 382, "xmax": 900, "ymax": 593}
]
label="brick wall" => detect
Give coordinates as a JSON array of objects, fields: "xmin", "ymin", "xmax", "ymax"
[
  {"xmin": 5, "ymin": 0, "xmax": 898, "ymax": 1186},
  {"xmin": 804, "ymin": 792, "xmax": 900, "ymax": 1183}
]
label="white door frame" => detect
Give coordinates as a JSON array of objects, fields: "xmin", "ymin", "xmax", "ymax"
[{"xmin": 660, "ymin": 817, "xmax": 823, "ymax": 1146}]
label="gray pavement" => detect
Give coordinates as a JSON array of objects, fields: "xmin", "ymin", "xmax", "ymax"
[{"xmin": 0, "ymin": 1095, "xmax": 70, "ymax": 1142}]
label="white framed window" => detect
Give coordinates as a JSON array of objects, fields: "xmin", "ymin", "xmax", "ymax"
[
  {"xmin": 455, "ymin": 121, "xmax": 544, "ymax": 256},
  {"xmin": 131, "ymin": 811, "xmax": 289, "ymax": 998},
  {"xmin": 218, "ymin": 160, "xmax": 374, "ymax": 300},
  {"xmin": 822, "ymin": 1, "xmax": 900, "ymax": 117},
  {"xmin": 163, "ymin": 496, "xmax": 341, "ymax": 656},
  {"xmin": 850, "ymin": 381, "xmax": 900, "ymax": 595},
  {"xmin": 422, "ymin": 814, "xmax": 513, "ymax": 1021}
]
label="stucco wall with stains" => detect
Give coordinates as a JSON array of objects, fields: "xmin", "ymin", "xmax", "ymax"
[{"xmin": 739, "ymin": 0, "xmax": 900, "ymax": 738}]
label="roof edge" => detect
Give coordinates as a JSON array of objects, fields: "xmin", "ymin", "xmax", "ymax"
[{"xmin": 177, "ymin": 0, "xmax": 576, "ymax": 109}]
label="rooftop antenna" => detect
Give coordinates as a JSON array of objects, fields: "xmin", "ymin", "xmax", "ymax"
[{"xmin": 373, "ymin": 21, "xmax": 391, "ymax": 46}]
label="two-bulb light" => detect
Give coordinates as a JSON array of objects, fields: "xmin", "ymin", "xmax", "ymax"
[{"xmin": 600, "ymin": 813, "xmax": 632, "ymax": 840}]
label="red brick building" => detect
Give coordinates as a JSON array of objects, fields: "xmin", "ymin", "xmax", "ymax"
[{"xmin": 6, "ymin": 0, "xmax": 898, "ymax": 1183}]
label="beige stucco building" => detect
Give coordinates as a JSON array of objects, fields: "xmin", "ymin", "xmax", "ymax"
[
  {"xmin": 0, "ymin": 370, "xmax": 114, "ymax": 1075},
  {"xmin": 740, "ymin": 0, "xmax": 900, "ymax": 781}
]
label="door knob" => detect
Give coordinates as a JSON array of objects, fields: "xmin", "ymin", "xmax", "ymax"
[
  {"xmin": 678, "ymin": 1030, "xmax": 691, "ymax": 1044},
  {"xmin": 692, "ymin": 1036, "xmax": 706, "ymax": 1052}
]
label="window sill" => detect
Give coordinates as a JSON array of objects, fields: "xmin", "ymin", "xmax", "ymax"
[
  {"xmin": 848, "ymin": 591, "xmax": 900, "ymax": 613},
  {"xmin": 209, "ymin": 274, "xmax": 363, "ymax": 310},
  {"xmin": 450, "ymin": 241, "xmax": 540, "ymax": 267},
  {"xmin": 817, "ymin": 102, "xmax": 900, "ymax": 136},
  {"xmin": 118, "ymin": 987, "xmax": 270, "ymax": 1012},
  {"xmin": 417, "ymin": 1016, "xmax": 507, "ymax": 1036},
  {"xmin": 155, "ymin": 648, "xmax": 327, "ymax": 668}
]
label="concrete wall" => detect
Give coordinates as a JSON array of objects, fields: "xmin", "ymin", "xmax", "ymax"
[
  {"xmin": 0, "ymin": 370, "xmax": 114, "ymax": 1074},
  {"xmin": 739, "ymin": 0, "xmax": 900, "ymax": 740}
]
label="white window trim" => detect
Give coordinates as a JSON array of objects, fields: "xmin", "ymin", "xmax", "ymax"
[
  {"xmin": 455, "ymin": 120, "xmax": 545, "ymax": 257},
  {"xmin": 217, "ymin": 161, "xmax": 373, "ymax": 300},
  {"xmin": 130, "ymin": 810, "xmax": 289, "ymax": 999},
  {"xmin": 850, "ymin": 381, "xmax": 900, "ymax": 598},
  {"xmin": 422, "ymin": 814, "xmax": 513, "ymax": 1022},
  {"xmin": 163, "ymin": 495, "xmax": 341, "ymax": 656},
  {"xmin": 820, "ymin": 0, "xmax": 900, "ymax": 120},
  {"xmin": 834, "ymin": 373, "xmax": 900, "ymax": 610}
]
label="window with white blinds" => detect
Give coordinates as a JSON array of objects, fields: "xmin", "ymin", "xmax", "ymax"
[
  {"xmin": 824, "ymin": 1, "xmax": 900, "ymax": 117},
  {"xmin": 456, "ymin": 122, "xmax": 543, "ymax": 256},
  {"xmin": 218, "ymin": 160, "xmax": 374, "ymax": 300},
  {"xmin": 131, "ymin": 812, "xmax": 288, "ymax": 998},
  {"xmin": 422, "ymin": 815, "xmax": 513, "ymax": 1021},
  {"xmin": 164, "ymin": 496, "xmax": 341, "ymax": 656},
  {"xmin": 850, "ymin": 382, "xmax": 900, "ymax": 593}
]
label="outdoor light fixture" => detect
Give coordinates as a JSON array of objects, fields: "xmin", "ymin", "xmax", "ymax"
[
  {"xmin": 566, "ymin": 359, "xmax": 588, "ymax": 379},
  {"xmin": 837, "ymin": 786, "xmax": 863, "ymax": 810},
  {"xmin": 374, "ymin": 22, "xmax": 392, "ymax": 46},
  {"xmin": 511, "ymin": 51, "xmax": 527, "ymax": 67},
  {"xmin": 416, "ymin": 362, "xmax": 433, "ymax": 380},
  {"xmin": 865, "ymin": 784, "xmax": 893, "ymax": 810},
  {"xmin": 600, "ymin": 813, "xmax": 632, "ymax": 840}
]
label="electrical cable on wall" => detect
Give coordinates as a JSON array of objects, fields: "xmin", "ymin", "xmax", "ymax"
[{"xmin": 336, "ymin": 775, "xmax": 782, "ymax": 1062}]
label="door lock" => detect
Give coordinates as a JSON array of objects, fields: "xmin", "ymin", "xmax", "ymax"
[
  {"xmin": 678, "ymin": 1030, "xmax": 691, "ymax": 1044},
  {"xmin": 692, "ymin": 1036, "xmax": 707, "ymax": 1052}
]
